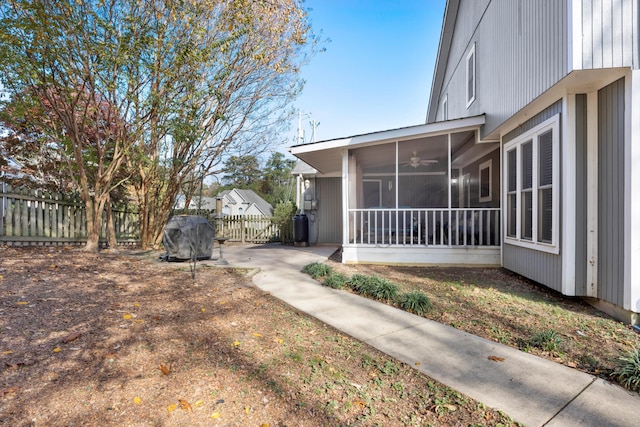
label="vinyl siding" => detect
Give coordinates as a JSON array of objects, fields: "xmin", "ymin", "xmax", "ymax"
[
  {"xmin": 437, "ymin": 0, "xmax": 568, "ymax": 136},
  {"xmin": 575, "ymin": 94, "xmax": 589, "ymax": 295},
  {"xmin": 580, "ymin": 0, "xmax": 637, "ymax": 69},
  {"xmin": 502, "ymin": 100, "xmax": 564, "ymax": 292},
  {"xmin": 314, "ymin": 177, "xmax": 342, "ymax": 244},
  {"xmin": 597, "ymin": 78, "xmax": 625, "ymax": 306}
]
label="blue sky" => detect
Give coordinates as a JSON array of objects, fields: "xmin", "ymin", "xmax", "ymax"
[{"xmin": 288, "ymin": 0, "xmax": 447, "ymax": 145}]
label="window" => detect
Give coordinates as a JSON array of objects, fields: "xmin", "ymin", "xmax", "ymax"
[
  {"xmin": 466, "ymin": 44, "xmax": 476, "ymax": 108},
  {"xmin": 479, "ymin": 159, "xmax": 492, "ymax": 202},
  {"xmin": 503, "ymin": 114, "xmax": 559, "ymax": 253}
]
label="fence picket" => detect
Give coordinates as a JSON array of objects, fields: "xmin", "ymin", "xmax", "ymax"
[
  {"xmin": 0, "ymin": 184, "xmax": 141, "ymax": 246},
  {"xmin": 1, "ymin": 185, "xmax": 292, "ymax": 246}
]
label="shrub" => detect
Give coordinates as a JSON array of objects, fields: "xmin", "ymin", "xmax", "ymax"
[
  {"xmin": 323, "ymin": 272, "xmax": 348, "ymax": 289},
  {"xmin": 397, "ymin": 291, "xmax": 432, "ymax": 315},
  {"xmin": 614, "ymin": 348, "xmax": 640, "ymax": 392},
  {"xmin": 347, "ymin": 274, "xmax": 375, "ymax": 294},
  {"xmin": 529, "ymin": 329, "xmax": 563, "ymax": 353},
  {"xmin": 302, "ymin": 262, "xmax": 333, "ymax": 279},
  {"xmin": 365, "ymin": 276, "xmax": 399, "ymax": 301}
]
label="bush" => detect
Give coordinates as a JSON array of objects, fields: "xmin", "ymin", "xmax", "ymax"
[
  {"xmin": 397, "ymin": 291, "xmax": 432, "ymax": 315},
  {"xmin": 323, "ymin": 272, "xmax": 348, "ymax": 289},
  {"xmin": 365, "ymin": 276, "xmax": 399, "ymax": 301},
  {"xmin": 529, "ymin": 329, "xmax": 563, "ymax": 353},
  {"xmin": 347, "ymin": 274, "xmax": 376, "ymax": 294},
  {"xmin": 614, "ymin": 348, "xmax": 640, "ymax": 392},
  {"xmin": 302, "ymin": 262, "xmax": 333, "ymax": 279}
]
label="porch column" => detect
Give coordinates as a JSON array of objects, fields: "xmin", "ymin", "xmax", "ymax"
[{"xmin": 342, "ymin": 149, "xmax": 350, "ymax": 246}]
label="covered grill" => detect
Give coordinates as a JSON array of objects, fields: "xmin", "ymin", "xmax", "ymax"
[{"xmin": 162, "ymin": 215, "xmax": 215, "ymax": 261}]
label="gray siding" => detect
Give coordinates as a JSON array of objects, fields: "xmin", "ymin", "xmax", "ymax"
[
  {"xmin": 314, "ymin": 177, "xmax": 342, "ymax": 244},
  {"xmin": 438, "ymin": 0, "xmax": 568, "ymax": 136},
  {"xmin": 502, "ymin": 100, "xmax": 564, "ymax": 292},
  {"xmin": 575, "ymin": 94, "xmax": 588, "ymax": 295},
  {"xmin": 597, "ymin": 78, "xmax": 625, "ymax": 306},
  {"xmin": 503, "ymin": 244, "xmax": 563, "ymax": 292},
  {"xmin": 580, "ymin": 0, "xmax": 637, "ymax": 69}
]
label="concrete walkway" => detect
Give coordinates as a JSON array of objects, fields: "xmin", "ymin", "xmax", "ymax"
[{"xmin": 209, "ymin": 243, "xmax": 640, "ymax": 427}]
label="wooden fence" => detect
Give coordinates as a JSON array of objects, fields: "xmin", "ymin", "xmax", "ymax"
[
  {"xmin": 170, "ymin": 210, "xmax": 293, "ymax": 244},
  {"xmin": 0, "ymin": 183, "xmax": 139, "ymax": 246},
  {"xmin": 0, "ymin": 184, "xmax": 294, "ymax": 246}
]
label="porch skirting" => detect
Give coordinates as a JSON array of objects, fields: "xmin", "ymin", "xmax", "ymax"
[{"xmin": 342, "ymin": 245, "xmax": 501, "ymax": 266}]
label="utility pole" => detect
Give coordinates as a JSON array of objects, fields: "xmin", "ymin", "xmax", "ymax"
[{"xmin": 309, "ymin": 119, "xmax": 320, "ymax": 143}]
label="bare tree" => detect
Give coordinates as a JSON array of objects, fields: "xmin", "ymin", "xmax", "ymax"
[{"xmin": 126, "ymin": 0, "xmax": 317, "ymax": 248}]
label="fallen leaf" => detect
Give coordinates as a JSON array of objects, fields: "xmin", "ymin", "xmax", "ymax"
[
  {"xmin": 201, "ymin": 308, "xmax": 206, "ymax": 313},
  {"xmin": 211, "ymin": 412, "xmax": 221, "ymax": 419},
  {"xmin": 488, "ymin": 355, "xmax": 505, "ymax": 362},
  {"xmin": 159, "ymin": 363, "xmax": 172, "ymax": 375},
  {"xmin": 167, "ymin": 404, "xmax": 177, "ymax": 412},
  {"xmin": 272, "ymin": 338, "xmax": 283, "ymax": 344},
  {"xmin": 244, "ymin": 406, "xmax": 250, "ymax": 414},
  {"xmin": 62, "ymin": 332, "xmax": 82, "ymax": 343},
  {"xmin": 16, "ymin": 301, "xmax": 29, "ymax": 305},
  {"xmin": 193, "ymin": 400, "xmax": 204, "ymax": 407},
  {"xmin": 122, "ymin": 314, "xmax": 132, "ymax": 320},
  {"xmin": 354, "ymin": 400, "xmax": 366, "ymax": 408},
  {"xmin": 252, "ymin": 333, "xmax": 262, "ymax": 338},
  {"xmin": 2, "ymin": 350, "xmax": 13, "ymax": 355},
  {"xmin": 1, "ymin": 386, "xmax": 18, "ymax": 396},
  {"xmin": 178, "ymin": 399, "xmax": 192, "ymax": 411},
  {"xmin": 444, "ymin": 404, "xmax": 457, "ymax": 411},
  {"xmin": 133, "ymin": 396, "xmax": 142, "ymax": 405},
  {"xmin": 133, "ymin": 302, "xmax": 140, "ymax": 307},
  {"xmin": 415, "ymin": 361, "xmax": 421, "ymax": 366},
  {"xmin": 52, "ymin": 347, "xmax": 62, "ymax": 353},
  {"xmin": 233, "ymin": 341, "xmax": 240, "ymax": 347},
  {"xmin": 261, "ymin": 424, "xmax": 270, "ymax": 427}
]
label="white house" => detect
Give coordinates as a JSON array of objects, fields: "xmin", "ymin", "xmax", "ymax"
[
  {"xmin": 289, "ymin": 0, "xmax": 640, "ymax": 323},
  {"xmin": 217, "ymin": 188, "xmax": 273, "ymax": 217}
]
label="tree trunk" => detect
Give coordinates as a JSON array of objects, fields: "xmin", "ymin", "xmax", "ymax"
[
  {"xmin": 106, "ymin": 196, "xmax": 118, "ymax": 251},
  {"xmin": 82, "ymin": 198, "xmax": 101, "ymax": 252}
]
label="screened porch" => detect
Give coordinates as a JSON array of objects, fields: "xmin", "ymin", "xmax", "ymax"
[{"xmin": 346, "ymin": 128, "xmax": 501, "ymax": 249}]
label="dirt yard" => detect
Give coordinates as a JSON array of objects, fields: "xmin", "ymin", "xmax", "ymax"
[{"xmin": 0, "ymin": 246, "xmax": 517, "ymax": 427}]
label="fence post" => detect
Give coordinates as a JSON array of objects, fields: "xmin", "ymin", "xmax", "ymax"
[{"xmin": 241, "ymin": 215, "xmax": 245, "ymax": 244}]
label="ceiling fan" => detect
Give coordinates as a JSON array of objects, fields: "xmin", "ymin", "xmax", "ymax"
[{"xmin": 403, "ymin": 151, "xmax": 438, "ymax": 168}]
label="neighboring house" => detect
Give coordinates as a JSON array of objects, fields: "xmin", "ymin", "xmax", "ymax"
[
  {"xmin": 290, "ymin": 0, "xmax": 640, "ymax": 323},
  {"xmin": 217, "ymin": 188, "xmax": 273, "ymax": 217},
  {"xmin": 174, "ymin": 189, "xmax": 273, "ymax": 217},
  {"xmin": 174, "ymin": 195, "xmax": 217, "ymax": 210}
]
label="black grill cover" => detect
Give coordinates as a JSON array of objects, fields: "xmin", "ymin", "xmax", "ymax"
[{"xmin": 162, "ymin": 215, "xmax": 215, "ymax": 261}]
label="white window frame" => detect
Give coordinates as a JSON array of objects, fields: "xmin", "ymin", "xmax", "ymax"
[
  {"xmin": 479, "ymin": 159, "xmax": 492, "ymax": 202},
  {"xmin": 466, "ymin": 44, "xmax": 476, "ymax": 108},
  {"xmin": 503, "ymin": 114, "xmax": 560, "ymax": 254}
]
